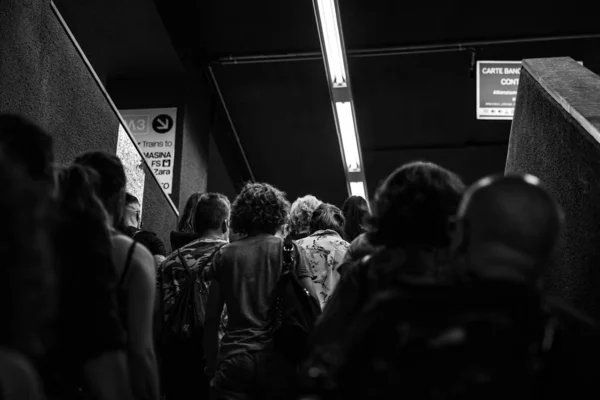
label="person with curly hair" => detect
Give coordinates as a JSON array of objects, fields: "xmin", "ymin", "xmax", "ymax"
[
  {"xmin": 303, "ymin": 161, "xmax": 466, "ymax": 397},
  {"xmin": 204, "ymin": 182, "xmax": 317, "ymax": 400},
  {"xmin": 288, "ymin": 195, "xmax": 323, "ymax": 240}
]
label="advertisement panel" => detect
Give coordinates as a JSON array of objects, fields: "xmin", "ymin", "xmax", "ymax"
[{"xmin": 476, "ymin": 61, "xmax": 521, "ymax": 120}]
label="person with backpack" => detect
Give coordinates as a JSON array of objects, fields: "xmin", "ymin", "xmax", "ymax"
[
  {"xmin": 334, "ymin": 174, "xmax": 598, "ymax": 399},
  {"xmin": 203, "ymin": 182, "xmax": 318, "ymax": 400},
  {"xmin": 156, "ymin": 193, "xmax": 231, "ymax": 400},
  {"xmin": 446, "ymin": 174, "xmax": 599, "ymax": 398}
]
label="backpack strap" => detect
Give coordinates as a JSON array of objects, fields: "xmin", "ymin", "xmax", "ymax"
[
  {"xmin": 272, "ymin": 237, "xmax": 297, "ymax": 330},
  {"xmin": 176, "ymin": 249, "xmax": 189, "ymax": 273},
  {"xmin": 118, "ymin": 240, "xmax": 137, "ymax": 288},
  {"xmin": 282, "ymin": 237, "xmax": 295, "ymax": 274}
]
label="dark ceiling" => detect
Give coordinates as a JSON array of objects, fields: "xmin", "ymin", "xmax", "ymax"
[{"xmin": 56, "ymin": 0, "xmax": 600, "ymax": 207}]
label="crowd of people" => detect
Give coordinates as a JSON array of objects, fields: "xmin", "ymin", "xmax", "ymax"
[{"xmin": 1, "ymin": 113, "xmax": 599, "ymax": 400}]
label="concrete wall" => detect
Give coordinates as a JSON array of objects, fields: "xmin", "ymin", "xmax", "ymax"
[
  {"xmin": 207, "ymin": 133, "xmax": 238, "ymax": 201},
  {"xmin": 0, "ymin": 0, "xmax": 118, "ymax": 163},
  {"xmin": 0, "ymin": 0, "xmax": 178, "ymax": 247},
  {"xmin": 177, "ymin": 75, "xmax": 211, "ymax": 208},
  {"xmin": 506, "ymin": 57, "xmax": 600, "ymax": 320}
]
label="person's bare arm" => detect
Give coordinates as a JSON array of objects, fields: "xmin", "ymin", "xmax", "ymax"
[
  {"xmin": 126, "ymin": 245, "xmax": 160, "ymax": 400},
  {"xmin": 0, "ymin": 350, "xmax": 47, "ymax": 400},
  {"xmin": 203, "ymin": 280, "xmax": 224, "ymax": 379},
  {"xmin": 84, "ymin": 351, "xmax": 134, "ymax": 400}
]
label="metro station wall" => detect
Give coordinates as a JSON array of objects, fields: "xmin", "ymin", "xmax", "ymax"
[
  {"xmin": 207, "ymin": 133, "xmax": 238, "ymax": 202},
  {"xmin": 363, "ymin": 145, "xmax": 508, "ymax": 191},
  {"xmin": 0, "ymin": 0, "xmax": 118, "ymax": 163},
  {"xmin": 506, "ymin": 59, "xmax": 600, "ymax": 321},
  {"xmin": 0, "ymin": 0, "xmax": 178, "ymax": 247},
  {"xmin": 177, "ymin": 77, "xmax": 210, "ymax": 208}
]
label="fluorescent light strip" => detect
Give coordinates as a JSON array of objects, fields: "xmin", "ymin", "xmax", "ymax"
[
  {"xmin": 350, "ymin": 181, "xmax": 367, "ymax": 199},
  {"xmin": 316, "ymin": 0, "xmax": 347, "ymax": 87},
  {"xmin": 335, "ymin": 102, "xmax": 361, "ymax": 172}
]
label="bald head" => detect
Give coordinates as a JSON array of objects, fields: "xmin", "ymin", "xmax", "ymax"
[{"xmin": 456, "ymin": 174, "xmax": 564, "ymax": 279}]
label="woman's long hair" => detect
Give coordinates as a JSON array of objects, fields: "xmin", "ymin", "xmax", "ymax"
[
  {"xmin": 54, "ymin": 165, "xmax": 120, "ymax": 346},
  {"xmin": 341, "ymin": 196, "xmax": 369, "ymax": 242},
  {"xmin": 178, "ymin": 192, "xmax": 202, "ymax": 233}
]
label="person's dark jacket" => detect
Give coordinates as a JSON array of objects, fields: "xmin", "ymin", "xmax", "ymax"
[
  {"xmin": 123, "ymin": 226, "xmax": 167, "ymax": 257},
  {"xmin": 170, "ymin": 231, "xmax": 199, "ymax": 252},
  {"xmin": 341, "ymin": 233, "xmax": 382, "ymax": 266}
]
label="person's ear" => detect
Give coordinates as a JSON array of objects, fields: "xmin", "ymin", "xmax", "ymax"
[
  {"xmin": 222, "ymin": 219, "xmax": 229, "ymax": 235},
  {"xmin": 448, "ymin": 216, "xmax": 467, "ymax": 254}
]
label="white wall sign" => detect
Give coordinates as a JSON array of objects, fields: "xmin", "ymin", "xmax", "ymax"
[
  {"xmin": 477, "ymin": 60, "xmax": 584, "ymax": 121},
  {"xmin": 120, "ymin": 108, "xmax": 177, "ymax": 194}
]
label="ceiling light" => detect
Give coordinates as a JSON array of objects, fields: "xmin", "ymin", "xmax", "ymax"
[
  {"xmin": 315, "ymin": 0, "xmax": 347, "ymax": 88},
  {"xmin": 350, "ymin": 181, "xmax": 367, "ymax": 199},
  {"xmin": 335, "ymin": 101, "xmax": 361, "ymax": 172}
]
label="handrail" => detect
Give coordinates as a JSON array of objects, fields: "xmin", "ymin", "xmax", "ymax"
[{"xmin": 49, "ymin": 0, "xmax": 179, "ymax": 216}]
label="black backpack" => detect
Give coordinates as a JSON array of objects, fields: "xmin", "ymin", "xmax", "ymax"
[
  {"xmin": 271, "ymin": 237, "xmax": 321, "ymax": 364},
  {"xmin": 160, "ymin": 246, "xmax": 221, "ymax": 346},
  {"xmin": 337, "ymin": 281, "xmax": 557, "ymax": 400}
]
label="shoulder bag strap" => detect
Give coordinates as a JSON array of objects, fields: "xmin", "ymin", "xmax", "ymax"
[
  {"xmin": 272, "ymin": 238, "xmax": 296, "ymax": 330},
  {"xmin": 282, "ymin": 237, "xmax": 296, "ymax": 275},
  {"xmin": 118, "ymin": 240, "xmax": 137, "ymax": 288}
]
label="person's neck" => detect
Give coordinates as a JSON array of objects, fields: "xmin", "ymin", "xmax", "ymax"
[
  {"xmin": 198, "ymin": 230, "xmax": 225, "ymax": 241},
  {"xmin": 105, "ymin": 212, "xmax": 115, "ymax": 231},
  {"xmin": 466, "ymin": 248, "xmax": 537, "ymax": 284},
  {"xmin": 124, "ymin": 220, "xmax": 137, "ymax": 229}
]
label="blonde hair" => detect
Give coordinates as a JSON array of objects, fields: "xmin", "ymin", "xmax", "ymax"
[{"xmin": 289, "ymin": 195, "xmax": 323, "ymax": 238}]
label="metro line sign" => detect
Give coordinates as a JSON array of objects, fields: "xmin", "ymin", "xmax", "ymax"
[{"xmin": 120, "ymin": 108, "xmax": 178, "ymax": 195}]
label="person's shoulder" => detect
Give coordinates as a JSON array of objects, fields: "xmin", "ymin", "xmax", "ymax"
[
  {"xmin": 134, "ymin": 229, "xmax": 157, "ymax": 240},
  {"xmin": 0, "ymin": 348, "xmax": 45, "ymax": 399},
  {"xmin": 114, "ymin": 235, "xmax": 154, "ymax": 277},
  {"xmin": 545, "ymin": 295, "xmax": 599, "ymax": 333}
]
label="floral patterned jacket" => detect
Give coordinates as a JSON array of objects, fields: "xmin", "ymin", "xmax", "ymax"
[{"xmin": 296, "ymin": 230, "xmax": 350, "ymax": 309}]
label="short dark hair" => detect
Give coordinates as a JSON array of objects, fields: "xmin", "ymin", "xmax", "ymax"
[
  {"xmin": 310, "ymin": 203, "xmax": 345, "ymax": 236},
  {"xmin": 0, "ymin": 114, "xmax": 54, "ymax": 184},
  {"xmin": 193, "ymin": 193, "xmax": 231, "ymax": 236},
  {"xmin": 230, "ymin": 182, "xmax": 290, "ymax": 236},
  {"xmin": 74, "ymin": 152, "xmax": 127, "ymax": 223},
  {"xmin": 125, "ymin": 193, "xmax": 139, "ymax": 205},
  {"xmin": 369, "ymin": 161, "xmax": 466, "ymax": 249}
]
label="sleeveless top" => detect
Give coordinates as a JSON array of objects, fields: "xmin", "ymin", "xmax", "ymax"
[{"xmin": 111, "ymin": 229, "xmax": 137, "ymax": 329}]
